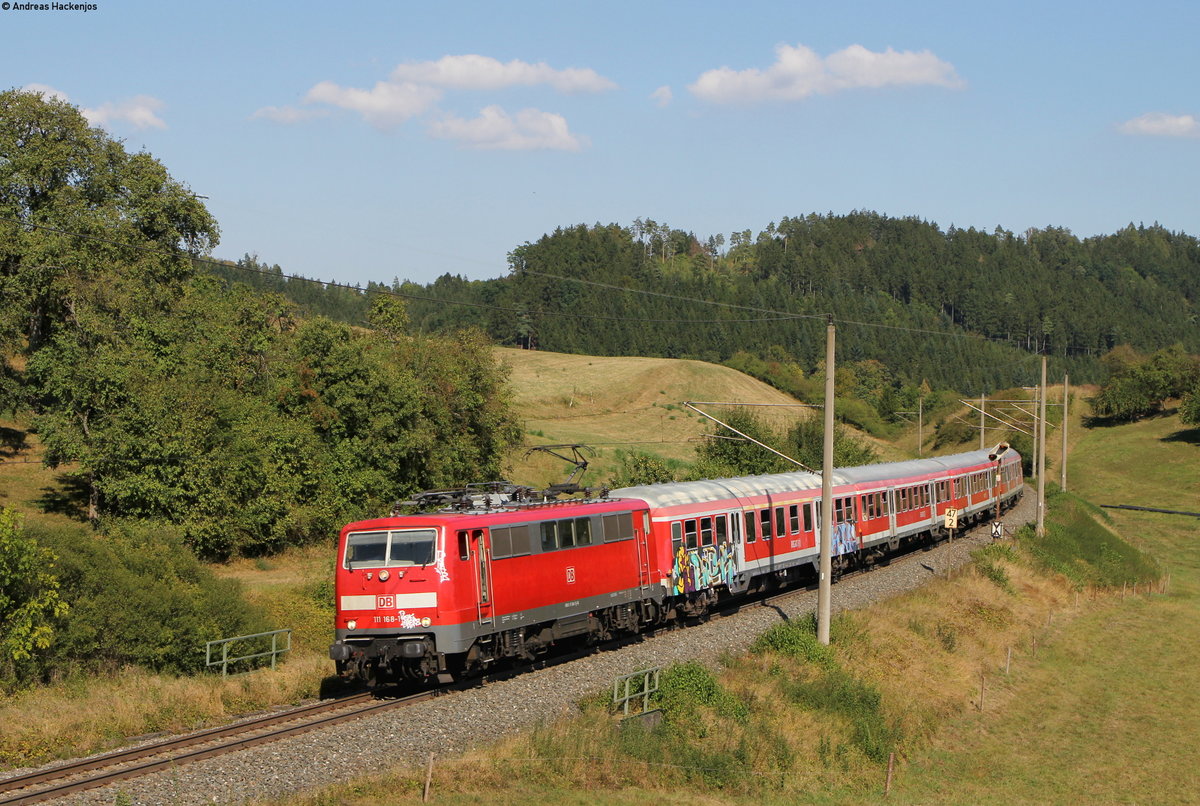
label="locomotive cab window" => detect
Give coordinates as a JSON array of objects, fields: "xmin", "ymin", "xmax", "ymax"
[{"xmin": 344, "ymin": 529, "xmax": 436, "ymax": 570}]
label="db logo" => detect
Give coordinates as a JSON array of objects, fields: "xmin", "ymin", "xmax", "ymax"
[
  {"xmin": 377, "ymin": 595, "xmax": 396, "ymax": 608},
  {"xmin": 566, "ymin": 567, "xmax": 576, "ymax": 584}
]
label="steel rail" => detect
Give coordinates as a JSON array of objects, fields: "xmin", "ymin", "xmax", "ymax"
[{"xmin": 0, "ymin": 691, "xmax": 406, "ymax": 805}]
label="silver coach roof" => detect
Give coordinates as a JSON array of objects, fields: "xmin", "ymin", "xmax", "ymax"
[{"xmin": 610, "ymin": 448, "xmax": 1005, "ymax": 509}]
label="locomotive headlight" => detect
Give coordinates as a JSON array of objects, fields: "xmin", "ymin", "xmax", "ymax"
[
  {"xmin": 421, "ymin": 617, "xmax": 432, "ymax": 628},
  {"xmin": 378, "ymin": 569, "xmax": 390, "ymax": 582},
  {"xmin": 347, "ymin": 619, "xmax": 358, "ymax": 631}
]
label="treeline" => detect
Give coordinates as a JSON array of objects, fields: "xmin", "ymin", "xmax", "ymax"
[{"xmin": 400, "ymin": 217, "xmax": 1199, "ymax": 393}]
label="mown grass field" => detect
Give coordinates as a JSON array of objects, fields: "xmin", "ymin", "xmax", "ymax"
[{"xmin": 890, "ymin": 410, "xmax": 1200, "ymax": 804}]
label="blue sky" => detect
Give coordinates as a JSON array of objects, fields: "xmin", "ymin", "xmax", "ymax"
[{"xmin": 5, "ymin": 0, "xmax": 1198, "ymax": 286}]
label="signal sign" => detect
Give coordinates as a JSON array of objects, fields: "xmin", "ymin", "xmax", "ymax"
[
  {"xmin": 991, "ymin": 522, "xmax": 1003, "ymax": 539},
  {"xmin": 944, "ymin": 508, "xmax": 959, "ymax": 530}
]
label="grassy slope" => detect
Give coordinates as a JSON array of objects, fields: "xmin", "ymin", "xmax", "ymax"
[
  {"xmin": 893, "ymin": 412, "xmax": 1200, "ymax": 804},
  {"xmin": 497, "ymin": 347, "xmax": 904, "ymax": 486}
]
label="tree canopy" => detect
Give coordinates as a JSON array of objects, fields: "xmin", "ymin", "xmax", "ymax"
[{"xmin": 1, "ymin": 90, "xmax": 522, "ymax": 558}]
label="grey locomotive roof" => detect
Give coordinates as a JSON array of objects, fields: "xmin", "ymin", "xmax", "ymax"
[{"xmin": 610, "ymin": 448, "xmax": 1004, "ymax": 510}]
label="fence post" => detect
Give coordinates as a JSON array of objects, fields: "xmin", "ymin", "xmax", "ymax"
[
  {"xmin": 423, "ymin": 753, "xmax": 435, "ymax": 803},
  {"xmin": 885, "ymin": 752, "xmax": 895, "ymax": 795}
]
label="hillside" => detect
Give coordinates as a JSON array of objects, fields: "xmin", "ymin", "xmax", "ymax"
[{"xmin": 497, "ymin": 347, "xmax": 905, "ymax": 486}]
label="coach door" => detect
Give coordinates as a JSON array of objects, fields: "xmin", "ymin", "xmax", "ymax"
[{"xmin": 471, "ymin": 529, "xmax": 493, "ymax": 626}]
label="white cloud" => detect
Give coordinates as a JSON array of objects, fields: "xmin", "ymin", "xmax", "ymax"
[
  {"xmin": 689, "ymin": 43, "xmax": 965, "ymax": 104},
  {"xmin": 1118, "ymin": 112, "xmax": 1200, "ymax": 138},
  {"xmin": 82, "ymin": 96, "xmax": 167, "ymax": 131},
  {"xmin": 252, "ymin": 105, "xmax": 330, "ymax": 124},
  {"xmin": 651, "ymin": 85, "xmax": 673, "ymax": 108},
  {"xmin": 22, "ymin": 82, "xmax": 71, "ymax": 102},
  {"xmin": 23, "ymin": 84, "xmax": 167, "ymax": 130},
  {"xmin": 390, "ymin": 54, "xmax": 616, "ymax": 93},
  {"xmin": 303, "ymin": 79, "xmax": 443, "ymax": 130},
  {"xmin": 428, "ymin": 105, "xmax": 586, "ymax": 151},
  {"xmin": 275, "ymin": 53, "xmax": 609, "ymax": 149}
]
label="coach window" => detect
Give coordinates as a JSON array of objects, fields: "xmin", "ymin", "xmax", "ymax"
[
  {"xmin": 716, "ymin": 514, "xmax": 728, "ymax": 544},
  {"xmin": 744, "ymin": 511, "xmax": 757, "ymax": 543},
  {"xmin": 834, "ymin": 498, "xmax": 843, "ymax": 523},
  {"xmin": 803, "ymin": 503, "xmax": 813, "ymax": 532},
  {"xmin": 700, "ymin": 517, "xmax": 713, "ymax": 547},
  {"xmin": 671, "ymin": 522, "xmax": 683, "ymax": 551},
  {"xmin": 760, "ymin": 509, "xmax": 772, "ymax": 540},
  {"xmin": 684, "ymin": 519, "xmax": 698, "ymax": 550},
  {"xmin": 775, "ymin": 506, "xmax": 785, "ymax": 538},
  {"xmin": 789, "ymin": 504, "xmax": 800, "ymax": 534}
]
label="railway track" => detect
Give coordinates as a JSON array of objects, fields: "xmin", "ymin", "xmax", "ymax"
[{"xmin": 0, "ymin": 691, "xmax": 424, "ymax": 805}]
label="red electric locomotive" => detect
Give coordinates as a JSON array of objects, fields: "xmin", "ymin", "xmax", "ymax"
[{"xmin": 329, "ymin": 445, "xmax": 1022, "ymax": 685}]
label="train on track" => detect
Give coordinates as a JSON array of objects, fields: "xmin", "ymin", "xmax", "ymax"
[{"xmin": 329, "ymin": 445, "xmax": 1023, "ymax": 686}]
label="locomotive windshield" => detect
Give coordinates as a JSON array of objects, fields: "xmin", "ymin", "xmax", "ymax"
[{"xmin": 344, "ymin": 529, "xmax": 437, "ymax": 569}]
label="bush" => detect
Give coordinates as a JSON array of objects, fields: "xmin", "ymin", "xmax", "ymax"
[
  {"xmin": 606, "ymin": 450, "xmax": 677, "ymax": 487},
  {"xmin": 751, "ymin": 617, "xmax": 834, "ymax": 666},
  {"xmin": 654, "ymin": 660, "xmax": 749, "ymax": 726},
  {"xmin": 25, "ymin": 520, "xmax": 267, "ymax": 679},
  {"xmin": 0, "ymin": 508, "xmax": 68, "ymax": 690}
]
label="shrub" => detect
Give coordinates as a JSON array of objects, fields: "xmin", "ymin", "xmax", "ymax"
[{"xmin": 25, "ymin": 520, "xmax": 267, "ymax": 679}]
